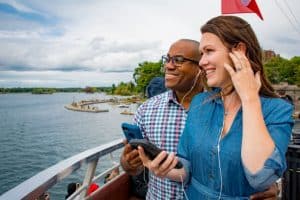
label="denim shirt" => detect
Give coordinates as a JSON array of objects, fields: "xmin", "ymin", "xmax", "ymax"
[{"xmin": 178, "ymin": 90, "xmax": 294, "ymax": 199}]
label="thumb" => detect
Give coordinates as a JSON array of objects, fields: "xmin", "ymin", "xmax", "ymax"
[
  {"xmin": 255, "ymin": 71, "xmax": 261, "ymax": 88},
  {"xmin": 224, "ymin": 63, "xmax": 235, "ymax": 77},
  {"xmin": 138, "ymin": 146, "xmax": 150, "ymax": 167},
  {"xmin": 123, "ymin": 139, "xmax": 128, "ymax": 145},
  {"xmin": 123, "ymin": 143, "xmax": 133, "ymax": 155}
]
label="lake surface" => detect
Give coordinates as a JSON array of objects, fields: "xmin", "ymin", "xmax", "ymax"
[{"xmin": 0, "ymin": 93, "xmax": 137, "ymax": 199}]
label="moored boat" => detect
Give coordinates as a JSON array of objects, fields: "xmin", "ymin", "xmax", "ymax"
[{"xmin": 64, "ymin": 104, "xmax": 109, "ymax": 113}]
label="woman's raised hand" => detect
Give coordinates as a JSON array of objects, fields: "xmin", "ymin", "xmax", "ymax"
[{"xmin": 224, "ymin": 50, "xmax": 261, "ymax": 102}]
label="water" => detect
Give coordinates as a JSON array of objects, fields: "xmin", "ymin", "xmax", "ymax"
[{"xmin": 0, "ymin": 93, "xmax": 137, "ymax": 199}]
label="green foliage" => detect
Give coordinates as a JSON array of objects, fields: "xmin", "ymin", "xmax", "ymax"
[
  {"xmin": 107, "ymin": 60, "xmax": 163, "ymax": 96},
  {"xmin": 32, "ymin": 88, "xmax": 56, "ymax": 94},
  {"xmin": 290, "ymin": 57, "xmax": 300, "ymax": 86},
  {"xmin": 83, "ymin": 86, "xmax": 97, "ymax": 93},
  {"xmin": 113, "ymin": 81, "xmax": 136, "ymax": 96},
  {"xmin": 264, "ymin": 56, "xmax": 300, "ymax": 86},
  {"xmin": 133, "ymin": 61, "xmax": 164, "ymax": 95}
]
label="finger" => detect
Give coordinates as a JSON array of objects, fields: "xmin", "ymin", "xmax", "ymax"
[
  {"xmin": 124, "ymin": 150, "xmax": 139, "ymax": 167},
  {"xmin": 127, "ymin": 152, "xmax": 140, "ymax": 163},
  {"xmin": 229, "ymin": 52, "xmax": 242, "ymax": 71},
  {"xmin": 224, "ymin": 63, "xmax": 235, "ymax": 76},
  {"xmin": 159, "ymin": 152, "xmax": 175, "ymax": 172},
  {"xmin": 167, "ymin": 155, "xmax": 179, "ymax": 170},
  {"xmin": 158, "ymin": 154, "xmax": 179, "ymax": 177},
  {"xmin": 250, "ymin": 193, "xmax": 264, "ymax": 200},
  {"xmin": 250, "ymin": 191, "xmax": 269, "ymax": 200},
  {"xmin": 232, "ymin": 50, "xmax": 247, "ymax": 69},
  {"xmin": 255, "ymin": 71, "xmax": 261, "ymax": 88},
  {"xmin": 122, "ymin": 139, "xmax": 128, "ymax": 145},
  {"xmin": 127, "ymin": 149, "xmax": 139, "ymax": 158},
  {"xmin": 151, "ymin": 151, "xmax": 168, "ymax": 169},
  {"xmin": 137, "ymin": 146, "xmax": 150, "ymax": 166},
  {"xmin": 163, "ymin": 156, "xmax": 180, "ymax": 176},
  {"xmin": 129, "ymin": 155, "xmax": 142, "ymax": 166},
  {"xmin": 123, "ymin": 143, "xmax": 133, "ymax": 155},
  {"xmin": 250, "ymin": 196, "xmax": 274, "ymax": 200},
  {"xmin": 129, "ymin": 159, "xmax": 143, "ymax": 168}
]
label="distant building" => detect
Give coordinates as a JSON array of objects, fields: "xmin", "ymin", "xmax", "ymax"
[{"xmin": 262, "ymin": 50, "xmax": 279, "ymax": 63}]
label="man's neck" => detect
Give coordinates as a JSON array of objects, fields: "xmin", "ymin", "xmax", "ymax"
[{"xmin": 175, "ymin": 86, "xmax": 203, "ymax": 110}]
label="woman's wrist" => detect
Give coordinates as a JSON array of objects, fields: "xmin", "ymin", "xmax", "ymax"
[{"xmin": 240, "ymin": 93, "xmax": 260, "ymax": 106}]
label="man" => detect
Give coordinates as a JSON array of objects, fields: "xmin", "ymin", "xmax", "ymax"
[{"xmin": 121, "ymin": 39, "xmax": 278, "ymax": 200}]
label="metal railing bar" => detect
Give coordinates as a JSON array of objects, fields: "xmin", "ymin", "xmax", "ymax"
[{"xmin": 0, "ymin": 138, "xmax": 124, "ymax": 200}]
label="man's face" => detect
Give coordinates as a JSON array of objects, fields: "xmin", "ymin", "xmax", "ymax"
[{"xmin": 164, "ymin": 41, "xmax": 200, "ymax": 93}]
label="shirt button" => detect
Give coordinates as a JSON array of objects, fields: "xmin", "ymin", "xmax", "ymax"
[{"xmin": 208, "ymin": 173, "xmax": 214, "ymax": 179}]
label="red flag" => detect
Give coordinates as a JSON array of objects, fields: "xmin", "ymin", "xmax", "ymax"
[{"xmin": 221, "ymin": 0, "xmax": 263, "ymax": 20}]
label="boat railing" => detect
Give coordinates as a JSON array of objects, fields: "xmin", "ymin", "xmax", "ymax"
[{"xmin": 0, "ymin": 138, "xmax": 124, "ymax": 200}]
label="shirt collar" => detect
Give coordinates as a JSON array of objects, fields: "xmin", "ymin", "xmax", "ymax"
[
  {"xmin": 167, "ymin": 90, "xmax": 189, "ymax": 113},
  {"xmin": 208, "ymin": 87, "xmax": 223, "ymax": 104},
  {"xmin": 167, "ymin": 90, "xmax": 179, "ymax": 104}
]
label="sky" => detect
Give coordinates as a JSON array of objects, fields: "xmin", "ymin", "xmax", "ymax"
[{"xmin": 0, "ymin": 0, "xmax": 300, "ymax": 88}]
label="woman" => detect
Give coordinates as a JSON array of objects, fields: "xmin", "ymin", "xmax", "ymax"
[{"xmin": 138, "ymin": 16, "xmax": 294, "ymax": 199}]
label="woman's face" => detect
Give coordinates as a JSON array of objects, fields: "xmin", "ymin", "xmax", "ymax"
[{"xmin": 199, "ymin": 32, "xmax": 233, "ymax": 88}]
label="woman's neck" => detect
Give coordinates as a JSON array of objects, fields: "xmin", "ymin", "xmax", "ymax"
[{"xmin": 223, "ymin": 91, "xmax": 241, "ymax": 116}]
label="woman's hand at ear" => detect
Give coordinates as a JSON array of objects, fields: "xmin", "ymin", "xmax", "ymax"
[{"xmin": 224, "ymin": 50, "xmax": 261, "ymax": 103}]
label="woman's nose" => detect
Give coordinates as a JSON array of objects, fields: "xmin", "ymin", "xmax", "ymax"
[{"xmin": 199, "ymin": 55, "xmax": 208, "ymax": 67}]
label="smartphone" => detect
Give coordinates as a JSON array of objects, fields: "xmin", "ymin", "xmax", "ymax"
[
  {"xmin": 129, "ymin": 139, "xmax": 183, "ymax": 169},
  {"xmin": 121, "ymin": 123, "xmax": 143, "ymax": 141}
]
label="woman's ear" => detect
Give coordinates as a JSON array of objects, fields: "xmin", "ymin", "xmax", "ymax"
[{"xmin": 234, "ymin": 42, "xmax": 247, "ymax": 54}]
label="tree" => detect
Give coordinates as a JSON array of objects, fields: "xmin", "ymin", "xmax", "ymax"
[
  {"xmin": 133, "ymin": 61, "xmax": 163, "ymax": 95},
  {"xmin": 290, "ymin": 56, "xmax": 300, "ymax": 86},
  {"xmin": 83, "ymin": 86, "xmax": 97, "ymax": 93},
  {"xmin": 113, "ymin": 81, "xmax": 136, "ymax": 96},
  {"xmin": 264, "ymin": 57, "xmax": 288, "ymax": 84}
]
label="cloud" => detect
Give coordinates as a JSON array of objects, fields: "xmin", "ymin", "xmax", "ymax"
[
  {"xmin": 0, "ymin": 35, "xmax": 161, "ymax": 73},
  {"xmin": 0, "ymin": 0, "xmax": 300, "ymax": 87},
  {"xmin": 0, "ymin": 2, "xmax": 57, "ymax": 25},
  {"xmin": 0, "ymin": 70, "xmax": 133, "ymax": 87}
]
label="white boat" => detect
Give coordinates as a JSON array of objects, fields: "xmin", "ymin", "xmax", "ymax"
[
  {"xmin": 64, "ymin": 105, "xmax": 109, "ymax": 113},
  {"xmin": 118, "ymin": 104, "xmax": 130, "ymax": 108}
]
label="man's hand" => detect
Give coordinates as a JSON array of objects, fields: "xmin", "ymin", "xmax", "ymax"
[
  {"xmin": 120, "ymin": 140, "xmax": 143, "ymax": 175},
  {"xmin": 250, "ymin": 183, "xmax": 279, "ymax": 200}
]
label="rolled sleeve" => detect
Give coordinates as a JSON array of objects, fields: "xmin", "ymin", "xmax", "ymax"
[
  {"xmin": 243, "ymin": 147, "xmax": 283, "ymax": 191},
  {"xmin": 243, "ymin": 99, "xmax": 294, "ymax": 191}
]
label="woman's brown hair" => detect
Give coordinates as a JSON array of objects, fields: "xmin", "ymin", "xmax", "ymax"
[{"xmin": 201, "ymin": 15, "xmax": 278, "ymax": 98}]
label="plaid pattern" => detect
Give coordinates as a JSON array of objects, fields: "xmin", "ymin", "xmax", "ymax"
[{"xmin": 134, "ymin": 90, "xmax": 187, "ymax": 200}]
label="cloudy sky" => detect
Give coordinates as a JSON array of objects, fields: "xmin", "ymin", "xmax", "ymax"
[{"xmin": 0, "ymin": 0, "xmax": 299, "ymax": 88}]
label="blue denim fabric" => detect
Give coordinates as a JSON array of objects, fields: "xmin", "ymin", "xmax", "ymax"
[{"xmin": 178, "ymin": 89, "xmax": 294, "ymax": 199}]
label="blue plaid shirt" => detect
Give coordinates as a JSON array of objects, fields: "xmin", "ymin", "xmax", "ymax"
[{"xmin": 134, "ymin": 90, "xmax": 187, "ymax": 200}]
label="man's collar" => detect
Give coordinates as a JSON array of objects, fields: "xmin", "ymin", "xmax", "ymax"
[{"xmin": 167, "ymin": 90, "xmax": 181, "ymax": 104}]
